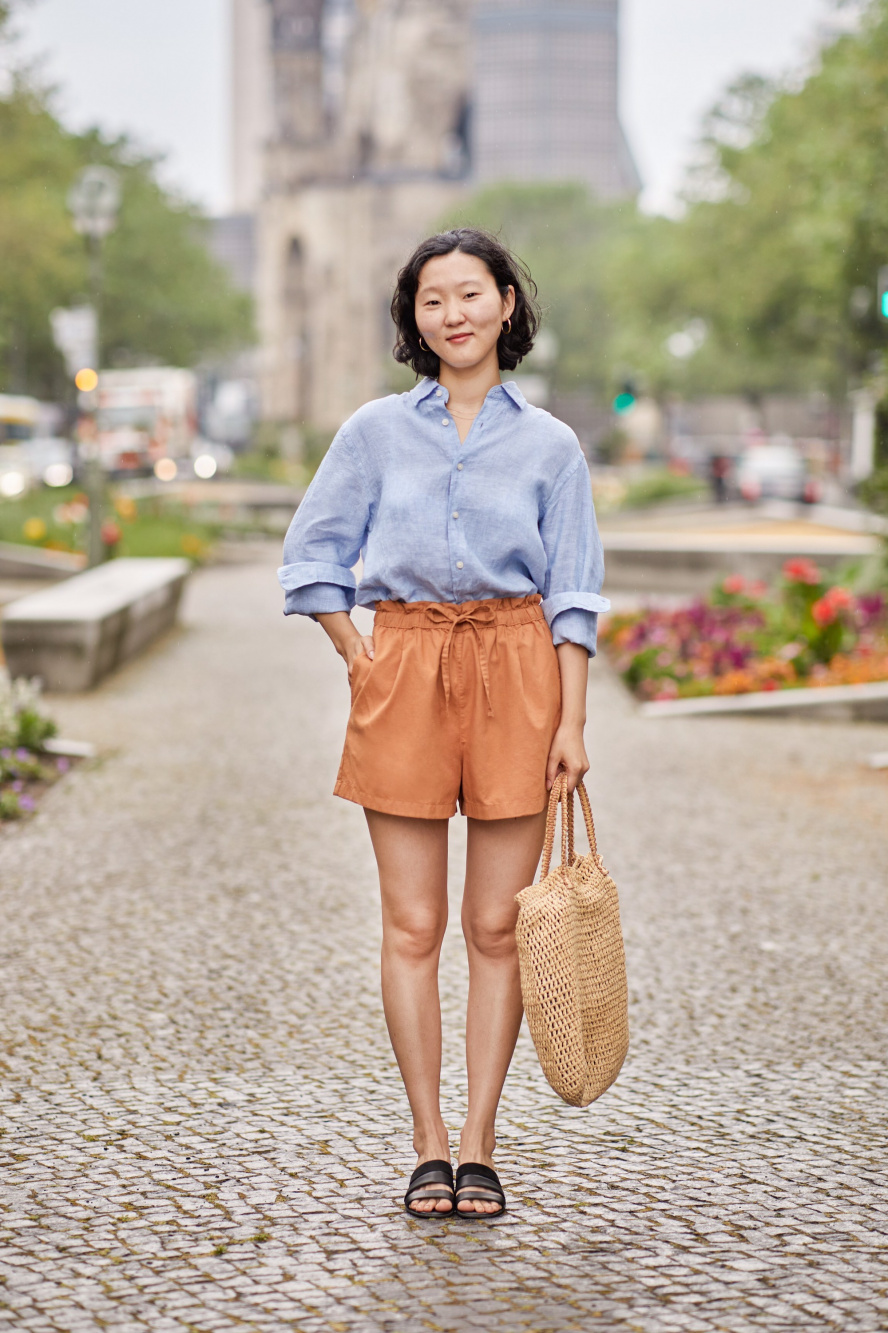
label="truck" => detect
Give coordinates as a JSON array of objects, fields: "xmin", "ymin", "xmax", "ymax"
[{"xmin": 96, "ymin": 368, "xmax": 197, "ymax": 475}]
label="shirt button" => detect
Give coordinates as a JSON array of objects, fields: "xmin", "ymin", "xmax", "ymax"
[
  {"xmin": 457, "ymin": 462, "xmax": 463, "ymax": 470},
  {"xmin": 452, "ymin": 510, "xmax": 459, "ymax": 519},
  {"xmin": 441, "ymin": 417, "xmax": 449, "ymax": 426},
  {"xmin": 435, "ymin": 388, "xmax": 442, "ymax": 396},
  {"xmin": 456, "ymin": 561, "xmax": 464, "ymax": 569}
]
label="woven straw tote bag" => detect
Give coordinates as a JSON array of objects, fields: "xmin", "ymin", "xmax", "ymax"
[{"xmin": 515, "ymin": 774, "xmax": 629, "ymax": 1108}]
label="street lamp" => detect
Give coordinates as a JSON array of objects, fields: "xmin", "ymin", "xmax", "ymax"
[{"xmin": 66, "ymin": 165, "xmax": 120, "ymax": 567}]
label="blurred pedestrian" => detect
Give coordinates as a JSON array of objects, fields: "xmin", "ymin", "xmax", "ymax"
[
  {"xmin": 279, "ymin": 229, "xmax": 609, "ymax": 1219},
  {"xmin": 709, "ymin": 452, "xmax": 731, "ymax": 504}
]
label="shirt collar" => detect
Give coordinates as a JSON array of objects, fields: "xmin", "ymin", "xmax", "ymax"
[
  {"xmin": 408, "ymin": 378, "xmax": 443, "ymax": 405},
  {"xmin": 408, "ymin": 378, "xmax": 527, "ymax": 409},
  {"xmin": 499, "ymin": 380, "xmax": 527, "ymax": 409}
]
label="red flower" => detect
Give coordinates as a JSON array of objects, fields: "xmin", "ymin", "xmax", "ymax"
[
  {"xmin": 783, "ymin": 557, "xmax": 821, "ymax": 585},
  {"xmin": 812, "ymin": 585, "xmax": 853, "ymax": 626},
  {"xmin": 722, "ymin": 574, "xmax": 746, "ymax": 595},
  {"xmin": 101, "ymin": 520, "xmax": 122, "ymax": 547}
]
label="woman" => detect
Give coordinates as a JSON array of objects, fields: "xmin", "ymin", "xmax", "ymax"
[{"xmin": 278, "ymin": 228, "xmax": 608, "ymax": 1219}]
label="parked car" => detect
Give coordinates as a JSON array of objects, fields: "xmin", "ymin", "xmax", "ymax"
[{"xmin": 735, "ymin": 444, "xmax": 821, "ymax": 504}]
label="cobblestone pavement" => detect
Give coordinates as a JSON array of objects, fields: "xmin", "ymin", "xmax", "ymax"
[{"xmin": 1, "ymin": 547, "xmax": 887, "ymax": 1332}]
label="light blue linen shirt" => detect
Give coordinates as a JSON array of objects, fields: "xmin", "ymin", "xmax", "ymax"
[{"xmin": 278, "ymin": 378, "xmax": 610, "ymax": 654}]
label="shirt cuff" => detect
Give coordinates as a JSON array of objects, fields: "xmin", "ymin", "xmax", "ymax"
[
  {"xmin": 549, "ymin": 607, "xmax": 599, "ymax": 656},
  {"xmin": 283, "ymin": 582, "xmax": 354, "ymax": 617},
  {"xmin": 278, "ymin": 560, "xmax": 357, "ymax": 593}
]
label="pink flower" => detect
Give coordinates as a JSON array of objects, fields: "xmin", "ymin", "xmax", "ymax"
[{"xmin": 722, "ymin": 575, "xmax": 746, "ymax": 595}]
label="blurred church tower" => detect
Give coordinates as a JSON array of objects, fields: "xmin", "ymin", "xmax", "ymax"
[{"xmin": 230, "ymin": 0, "xmax": 638, "ymax": 431}]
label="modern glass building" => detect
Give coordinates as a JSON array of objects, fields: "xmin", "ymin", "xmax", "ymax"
[{"xmin": 472, "ymin": 0, "xmax": 640, "ymax": 196}]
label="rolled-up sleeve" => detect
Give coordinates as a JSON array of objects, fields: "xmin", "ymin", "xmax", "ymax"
[
  {"xmin": 277, "ymin": 426, "xmax": 370, "ymax": 617},
  {"xmin": 540, "ymin": 456, "xmax": 610, "ymax": 655}
]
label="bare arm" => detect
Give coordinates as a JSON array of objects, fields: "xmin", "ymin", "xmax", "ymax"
[
  {"xmin": 545, "ymin": 642, "xmax": 590, "ymax": 792},
  {"xmin": 316, "ymin": 611, "xmax": 374, "ymax": 680}
]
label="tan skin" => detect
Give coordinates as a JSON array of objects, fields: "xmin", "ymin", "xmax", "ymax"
[{"xmin": 317, "ymin": 251, "xmax": 590, "ymax": 1213}]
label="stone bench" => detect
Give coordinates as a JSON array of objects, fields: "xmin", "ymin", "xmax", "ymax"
[{"xmin": 0, "ymin": 557, "xmax": 190, "ymax": 692}]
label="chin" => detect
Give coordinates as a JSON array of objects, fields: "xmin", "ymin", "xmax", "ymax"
[{"xmin": 440, "ymin": 341, "xmax": 496, "ymax": 370}]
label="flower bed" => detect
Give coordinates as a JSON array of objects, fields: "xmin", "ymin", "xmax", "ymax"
[
  {"xmin": 600, "ymin": 558, "xmax": 888, "ymax": 702},
  {"xmin": 0, "ymin": 671, "xmax": 72, "ymax": 821}
]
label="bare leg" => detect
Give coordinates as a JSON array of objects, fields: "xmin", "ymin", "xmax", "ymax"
[
  {"xmin": 458, "ymin": 810, "xmax": 547, "ymax": 1214},
  {"xmin": 364, "ymin": 809, "xmax": 451, "ymax": 1213}
]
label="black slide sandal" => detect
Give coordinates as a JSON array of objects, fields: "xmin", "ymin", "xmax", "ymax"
[
  {"xmin": 404, "ymin": 1159, "xmax": 455, "ymax": 1218},
  {"xmin": 454, "ymin": 1162, "xmax": 507, "ymax": 1218}
]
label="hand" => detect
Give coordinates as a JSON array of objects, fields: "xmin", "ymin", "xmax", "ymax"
[
  {"xmin": 546, "ymin": 724, "xmax": 589, "ymax": 793},
  {"xmin": 315, "ymin": 612, "xmax": 374, "ymax": 681},
  {"xmin": 345, "ymin": 634, "xmax": 375, "ymax": 681}
]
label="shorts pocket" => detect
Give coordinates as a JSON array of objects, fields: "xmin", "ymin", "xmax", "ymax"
[{"xmin": 349, "ymin": 651, "xmax": 373, "ymax": 701}]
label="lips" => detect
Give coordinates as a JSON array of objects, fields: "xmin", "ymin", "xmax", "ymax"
[{"xmin": 447, "ymin": 333, "xmax": 473, "ymax": 343}]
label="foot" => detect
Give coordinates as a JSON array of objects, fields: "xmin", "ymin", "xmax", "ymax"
[
  {"xmin": 456, "ymin": 1139, "xmax": 502, "ymax": 1215},
  {"xmin": 407, "ymin": 1135, "xmax": 453, "ymax": 1214}
]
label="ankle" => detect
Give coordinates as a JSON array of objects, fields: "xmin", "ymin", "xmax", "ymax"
[
  {"xmin": 413, "ymin": 1121, "xmax": 450, "ymax": 1162},
  {"xmin": 458, "ymin": 1123, "xmax": 496, "ymax": 1163}
]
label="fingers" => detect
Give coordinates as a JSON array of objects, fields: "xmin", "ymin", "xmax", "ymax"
[
  {"xmin": 547, "ymin": 754, "xmax": 589, "ymax": 793},
  {"xmin": 363, "ymin": 634, "xmax": 375, "ymax": 661}
]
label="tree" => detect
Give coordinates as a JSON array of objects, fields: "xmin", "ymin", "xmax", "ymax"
[
  {"xmin": 0, "ymin": 23, "xmax": 252, "ymax": 398},
  {"xmin": 604, "ymin": 0, "xmax": 888, "ymax": 400}
]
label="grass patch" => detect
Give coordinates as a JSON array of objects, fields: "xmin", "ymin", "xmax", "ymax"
[{"xmin": 0, "ymin": 485, "xmax": 222, "ymax": 563}]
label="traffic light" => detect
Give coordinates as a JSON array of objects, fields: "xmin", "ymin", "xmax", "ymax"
[
  {"xmin": 613, "ymin": 380, "xmax": 636, "ymax": 414},
  {"xmin": 878, "ymin": 267, "xmax": 888, "ymax": 322}
]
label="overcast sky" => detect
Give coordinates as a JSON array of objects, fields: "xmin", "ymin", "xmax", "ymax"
[{"xmin": 13, "ymin": 0, "xmax": 844, "ymax": 216}]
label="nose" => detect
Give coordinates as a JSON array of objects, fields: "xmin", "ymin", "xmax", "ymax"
[{"xmin": 443, "ymin": 300, "xmax": 466, "ymax": 326}]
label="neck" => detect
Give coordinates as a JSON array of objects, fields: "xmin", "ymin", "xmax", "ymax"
[{"xmin": 438, "ymin": 349, "xmax": 502, "ymax": 415}]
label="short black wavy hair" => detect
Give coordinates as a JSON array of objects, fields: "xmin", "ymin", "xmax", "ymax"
[{"xmin": 391, "ymin": 227, "xmax": 540, "ymax": 378}]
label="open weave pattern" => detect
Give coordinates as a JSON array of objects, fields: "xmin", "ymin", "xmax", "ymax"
[{"xmin": 515, "ymin": 775, "xmax": 629, "ymax": 1107}]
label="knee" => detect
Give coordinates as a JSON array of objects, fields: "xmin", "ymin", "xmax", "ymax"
[
  {"xmin": 462, "ymin": 912, "xmax": 517, "ymax": 961},
  {"xmin": 384, "ymin": 911, "xmax": 445, "ymax": 963}
]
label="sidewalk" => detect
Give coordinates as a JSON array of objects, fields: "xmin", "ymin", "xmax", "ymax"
[{"xmin": 1, "ymin": 547, "xmax": 886, "ymax": 1332}]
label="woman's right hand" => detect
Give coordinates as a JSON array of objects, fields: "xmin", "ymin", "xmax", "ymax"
[
  {"xmin": 345, "ymin": 634, "xmax": 375, "ymax": 681},
  {"xmin": 315, "ymin": 612, "xmax": 375, "ymax": 681}
]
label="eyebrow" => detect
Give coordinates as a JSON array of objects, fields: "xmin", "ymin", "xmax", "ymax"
[{"xmin": 417, "ymin": 276, "xmax": 488, "ymax": 295}]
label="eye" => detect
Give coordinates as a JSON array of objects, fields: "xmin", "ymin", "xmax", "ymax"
[{"xmin": 464, "ymin": 291, "xmax": 479, "ymax": 298}]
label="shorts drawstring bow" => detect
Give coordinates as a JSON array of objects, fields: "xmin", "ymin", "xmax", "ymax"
[{"xmin": 425, "ymin": 602, "xmax": 497, "ymax": 717}]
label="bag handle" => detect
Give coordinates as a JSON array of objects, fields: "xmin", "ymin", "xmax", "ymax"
[{"xmin": 539, "ymin": 773, "xmax": 599, "ymax": 879}]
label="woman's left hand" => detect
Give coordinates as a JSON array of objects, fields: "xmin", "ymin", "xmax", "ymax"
[{"xmin": 546, "ymin": 724, "xmax": 589, "ymax": 793}]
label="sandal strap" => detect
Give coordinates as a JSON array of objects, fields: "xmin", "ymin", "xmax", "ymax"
[
  {"xmin": 455, "ymin": 1163, "xmax": 505, "ymax": 1203},
  {"xmin": 405, "ymin": 1159, "xmax": 455, "ymax": 1208},
  {"xmin": 408, "ymin": 1159, "xmax": 453, "ymax": 1188}
]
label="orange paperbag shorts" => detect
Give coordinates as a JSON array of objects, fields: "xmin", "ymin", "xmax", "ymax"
[{"xmin": 334, "ymin": 595, "xmax": 562, "ymax": 820}]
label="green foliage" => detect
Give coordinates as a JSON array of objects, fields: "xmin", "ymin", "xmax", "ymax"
[
  {"xmin": 605, "ymin": 1, "xmax": 888, "ymax": 398},
  {"xmin": 620, "ymin": 469, "xmax": 705, "ymax": 510},
  {"xmin": 858, "ymin": 466, "xmax": 888, "ymax": 515},
  {"xmin": 0, "ymin": 69, "xmax": 252, "ymax": 398}
]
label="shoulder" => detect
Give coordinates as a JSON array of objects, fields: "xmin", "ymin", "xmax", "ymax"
[
  {"xmin": 519, "ymin": 402, "xmax": 585, "ymax": 478},
  {"xmin": 340, "ymin": 392, "xmax": 409, "ymax": 442}
]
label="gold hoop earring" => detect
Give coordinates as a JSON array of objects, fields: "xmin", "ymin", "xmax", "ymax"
[
  {"xmin": 419, "ymin": 336, "xmax": 428, "ymax": 351},
  {"xmin": 502, "ymin": 318, "xmax": 512, "ymax": 335}
]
